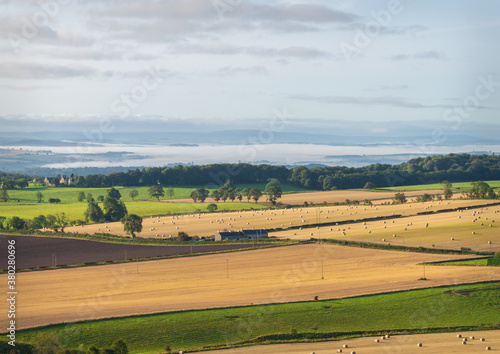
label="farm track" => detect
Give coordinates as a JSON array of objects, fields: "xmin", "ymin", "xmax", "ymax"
[{"xmin": 2, "ymin": 244, "xmax": 498, "ymax": 330}]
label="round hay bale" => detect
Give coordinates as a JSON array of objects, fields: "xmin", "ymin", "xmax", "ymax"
[
  {"xmin": 386, "ymin": 334, "xmax": 390, "ymax": 339},
  {"xmin": 486, "ymin": 346, "xmax": 491, "ymax": 350},
  {"xmin": 375, "ymin": 339, "xmax": 379, "ymax": 343},
  {"xmin": 451, "ymin": 237, "xmax": 454, "ymax": 240},
  {"xmin": 462, "ymin": 341, "xmax": 467, "ymax": 345},
  {"xmin": 417, "ymin": 343, "xmax": 422, "ymax": 347},
  {"xmin": 337, "ymin": 350, "xmax": 342, "ymax": 353},
  {"xmin": 343, "ymin": 344, "xmax": 348, "ymax": 348},
  {"xmin": 393, "ymin": 234, "xmax": 396, "ymax": 237},
  {"xmin": 470, "ymin": 336, "xmax": 475, "ymax": 340},
  {"xmin": 472, "ymin": 231, "xmax": 475, "ymax": 234},
  {"xmin": 481, "ymin": 338, "xmax": 485, "ymax": 341},
  {"xmin": 457, "ymin": 334, "xmax": 462, "ymax": 338},
  {"xmin": 350, "ymin": 352, "xmax": 356, "ymax": 354}
]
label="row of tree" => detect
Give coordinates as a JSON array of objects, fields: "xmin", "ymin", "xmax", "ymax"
[
  {"xmin": 189, "ymin": 179, "xmax": 282, "ymax": 205},
  {"xmin": 3, "ymin": 153, "xmax": 500, "ymax": 191}
]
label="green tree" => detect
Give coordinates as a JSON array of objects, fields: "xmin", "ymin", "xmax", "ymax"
[
  {"xmin": 8, "ymin": 216, "xmax": 26, "ymax": 230},
  {"xmin": 103, "ymin": 196, "xmax": 128, "ymax": 222},
  {"xmin": 86, "ymin": 193, "xmax": 94, "ymax": 202},
  {"xmin": 394, "ymin": 192, "xmax": 407, "ymax": 204},
  {"xmin": 32, "ymin": 215, "xmax": 48, "ymax": 229},
  {"xmin": 148, "ymin": 185, "xmax": 164, "ymax": 201},
  {"xmin": 210, "ymin": 190, "xmax": 220, "ymax": 202},
  {"xmin": 77, "ymin": 191, "xmax": 85, "ymax": 203},
  {"xmin": 177, "ymin": 231, "xmax": 190, "ymax": 241},
  {"xmin": 442, "ymin": 181, "xmax": 453, "ymax": 200},
  {"xmin": 235, "ymin": 188, "xmax": 243, "ymax": 202},
  {"xmin": 111, "ymin": 339, "xmax": 128, "ymax": 354},
  {"xmin": 121, "ymin": 214, "xmax": 142, "ymax": 238},
  {"xmin": 363, "ymin": 182, "xmax": 376, "ymax": 190},
  {"xmin": 470, "ymin": 181, "xmax": 493, "ymax": 198},
  {"xmin": 84, "ymin": 199, "xmax": 104, "ymax": 223},
  {"xmin": 54, "ymin": 213, "xmax": 69, "ymax": 233},
  {"xmin": 36, "ymin": 191, "xmax": 43, "ymax": 203},
  {"xmin": 250, "ymin": 188, "xmax": 262, "ymax": 203},
  {"xmin": 242, "ymin": 187, "xmax": 251, "ymax": 202},
  {"xmin": 106, "ymin": 187, "xmax": 122, "ymax": 200},
  {"xmin": 264, "ymin": 179, "xmax": 282, "ymax": 205},
  {"xmin": 190, "ymin": 190, "xmax": 198, "ymax": 202},
  {"xmin": 97, "ymin": 196, "xmax": 104, "ymax": 202},
  {"xmin": 0, "ymin": 188, "xmax": 9, "ymax": 202},
  {"xmin": 207, "ymin": 203, "xmax": 218, "ymax": 213},
  {"xmin": 128, "ymin": 189, "xmax": 139, "ymax": 200}
]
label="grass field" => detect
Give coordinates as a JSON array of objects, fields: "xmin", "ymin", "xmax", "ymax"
[
  {"xmin": 433, "ymin": 258, "xmax": 490, "ymax": 266},
  {"xmin": 10, "ymin": 282, "xmax": 500, "ymax": 353},
  {"xmin": 3, "ymin": 244, "xmax": 498, "ymax": 331},
  {"xmin": 380, "ymin": 180, "xmax": 500, "ymax": 192},
  {"xmin": 0, "ymin": 200, "xmax": 268, "ymax": 221}
]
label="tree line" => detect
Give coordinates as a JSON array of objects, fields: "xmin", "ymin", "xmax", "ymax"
[{"xmin": 1, "ymin": 153, "xmax": 500, "ymax": 191}]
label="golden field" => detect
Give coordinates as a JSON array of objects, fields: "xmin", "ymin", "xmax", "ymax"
[
  {"xmin": 65, "ymin": 198, "xmax": 497, "ymax": 239},
  {"xmin": 3, "ymin": 244, "xmax": 499, "ymax": 330},
  {"xmin": 198, "ymin": 330, "xmax": 500, "ymax": 354},
  {"xmin": 272, "ymin": 203, "xmax": 500, "ymax": 252}
]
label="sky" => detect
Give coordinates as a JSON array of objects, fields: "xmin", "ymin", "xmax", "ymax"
[{"xmin": 0, "ymin": 0, "xmax": 499, "ymax": 138}]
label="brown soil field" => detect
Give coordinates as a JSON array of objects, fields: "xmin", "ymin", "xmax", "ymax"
[
  {"xmin": 172, "ymin": 189, "xmax": 445, "ymax": 205},
  {"xmin": 197, "ymin": 330, "xmax": 500, "ymax": 353},
  {"xmin": 0, "ymin": 234, "xmax": 268, "ymax": 269},
  {"xmin": 3, "ymin": 244, "xmax": 498, "ymax": 330},
  {"xmin": 65, "ymin": 199, "xmax": 497, "ymax": 239},
  {"xmin": 271, "ymin": 204, "xmax": 500, "ymax": 252}
]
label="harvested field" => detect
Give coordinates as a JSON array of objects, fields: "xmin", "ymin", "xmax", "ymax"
[
  {"xmin": 271, "ymin": 204, "xmax": 500, "ymax": 252},
  {"xmin": 3, "ymin": 244, "xmax": 499, "ymax": 330},
  {"xmin": 0, "ymin": 234, "xmax": 269, "ymax": 270},
  {"xmin": 197, "ymin": 330, "xmax": 500, "ymax": 353},
  {"xmin": 65, "ymin": 199, "xmax": 497, "ymax": 238}
]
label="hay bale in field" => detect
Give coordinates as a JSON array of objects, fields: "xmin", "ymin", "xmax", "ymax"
[
  {"xmin": 417, "ymin": 343, "xmax": 422, "ymax": 347},
  {"xmin": 457, "ymin": 334, "xmax": 462, "ymax": 338},
  {"xmin": 375, "ymin": 339, "xmax": 379, "ymax": 342},
  {"xmin": 343, "ymin": 344, "xmax": 348, "ymax": 348},
  {"xmin": 451, "ymin": 237, "xmax": 454, "ymax": 240},
  {"xmin": 481, "ymin": 338, "xmax": 485, "ymax": 341},
  {"xmin": 486, "ymin": 346, "xmax": 491, "ymax": 350},
  {"xmin": 337, "ymin": 350, "xmax": 342, "ymax": 353}
]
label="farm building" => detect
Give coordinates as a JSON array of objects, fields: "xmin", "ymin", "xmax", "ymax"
[{"xmin": 215, "ymin": 229, "xmax": 268, "ymax": 241}]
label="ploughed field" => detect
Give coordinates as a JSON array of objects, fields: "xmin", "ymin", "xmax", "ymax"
[
  {"xmin": 65, "ymin": 198, "xmax": 498, "ymax": 239},
  {"xmin": 271, "ymin": 203, "xmax": 500, "ymax": 252},
  {"xmin": 0, "ymin": 234, "xmax": 268, "ymax": 270},
  {"xmin": 197, "ymin": 330, "xmax": 500, "ymax": 354},
  {"xmin": 3, "ymin": 244, "xmax": 498, "ymax": 330}
]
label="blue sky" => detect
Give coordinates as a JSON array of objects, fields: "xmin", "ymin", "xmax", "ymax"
[{"xmin": 0, "ymin": 0, "xmax": 499, "ymax": 134}]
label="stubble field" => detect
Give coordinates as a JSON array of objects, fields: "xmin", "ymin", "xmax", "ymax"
[{"xmin": 2, "ymin": 244, "xmax": 498, "ymax": 331}]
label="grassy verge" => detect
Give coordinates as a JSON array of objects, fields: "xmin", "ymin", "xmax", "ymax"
[
  {"xmin": 429, "ymin": 258, "xmax": 491, "ymax": 266},
  {"xmin": 8, "ymin": 282, "xmax": 500, "ymax": 353}
]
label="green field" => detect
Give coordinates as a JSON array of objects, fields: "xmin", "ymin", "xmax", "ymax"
[
  {"xmin": 0, "ymin": 184, "xmax": 298, "ymax": 221},
  {"xmin": 11, "ymin": 282, "xmax": 500, "ymax": 353},
  {"xmin": 380, "ymin": 180, "xmax": 500, "ymax": 192},
  {"xmin": 0, "ymin": 201, "xmax": 267, "ymax": 221},
  {"xmin": 433, "ymin": 258, "xmax": 490, "ymax": 266}
]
